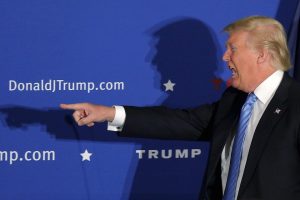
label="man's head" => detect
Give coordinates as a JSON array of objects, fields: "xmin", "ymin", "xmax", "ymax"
[{"xmin": 222, "ymin": 16, "xmax": 291, "ymax": 92}]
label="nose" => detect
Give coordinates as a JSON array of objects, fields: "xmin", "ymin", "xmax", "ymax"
[{"xmin": 223, "ymin": 49, "xmax": 230, "ymax": 62}]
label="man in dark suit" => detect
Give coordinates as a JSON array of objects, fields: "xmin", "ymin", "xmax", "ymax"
[{"xmin": 61, "ymin": 16, "xmax": 300, "ymax": 199}]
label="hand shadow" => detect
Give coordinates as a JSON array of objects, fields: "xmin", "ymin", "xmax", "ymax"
[{"xmin": 0, "ymin": 105, "xmax": 124, "ymax": 141}]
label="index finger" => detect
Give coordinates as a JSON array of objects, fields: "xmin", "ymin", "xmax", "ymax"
[{"xmin": 60, "ymin": 103, "xmax": 84, "ymax": 111}]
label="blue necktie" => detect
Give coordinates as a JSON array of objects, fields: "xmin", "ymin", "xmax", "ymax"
[{"xmin": 223, "ymin": 93, "xmax": 257, "ymax": 200}]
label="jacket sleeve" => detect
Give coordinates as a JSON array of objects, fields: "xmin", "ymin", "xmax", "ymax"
[
  {"xmin": 119, "ymin": 103, "xmax": 217, "ymax": 140},
  {"xmin": 118, "ymin": 87, "xmax": 244, "ymax": 141}
]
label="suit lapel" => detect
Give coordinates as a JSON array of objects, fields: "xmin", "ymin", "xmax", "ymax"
[{"xmin": 238, "ymin": 74, "xmax": 292, "ymax": 198}]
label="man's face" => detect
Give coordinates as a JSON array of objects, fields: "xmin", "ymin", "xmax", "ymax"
[{"xmin": 223, "ymin": 31, "xmax": 260, "ymax": 92}]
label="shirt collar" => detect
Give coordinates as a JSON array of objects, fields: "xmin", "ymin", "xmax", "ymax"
[{"xmin": 253, "ymin": 70, "xmax": 284, "ymax": 104}]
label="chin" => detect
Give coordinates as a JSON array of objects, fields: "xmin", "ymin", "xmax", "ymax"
[{"xmin": 231, "ymin": 80, "xmax": 239, "ymax": 89}]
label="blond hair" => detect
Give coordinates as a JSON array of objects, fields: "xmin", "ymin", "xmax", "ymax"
[{"xmin": 224, "ymin": 16, "xmax": 291, "ymax": 71}]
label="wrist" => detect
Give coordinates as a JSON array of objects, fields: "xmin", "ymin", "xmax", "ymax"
[{"xmin": 106, "ymin": 106, "xmax": 116, "ymax": 122}]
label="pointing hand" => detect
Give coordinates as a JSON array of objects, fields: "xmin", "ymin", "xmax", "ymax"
[{"xmin": 60, "ymin": 103, "xmax": 115, "ymax": 127}]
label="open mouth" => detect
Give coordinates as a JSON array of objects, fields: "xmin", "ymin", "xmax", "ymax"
[{"xmin": 229, "ymin": 66, "xmax": 238, "ymax": 79}]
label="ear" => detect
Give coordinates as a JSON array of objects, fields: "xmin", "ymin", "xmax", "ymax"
[{"xmin": 257, "ymin": 48, "xmax": 268, "ymax": 64}]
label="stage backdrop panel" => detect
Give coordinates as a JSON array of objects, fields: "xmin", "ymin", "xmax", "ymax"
[{"xmin": 0, "ymin": 0, "xmax": 298, "ymax": 199}]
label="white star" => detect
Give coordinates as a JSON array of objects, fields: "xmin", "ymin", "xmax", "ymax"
[
  {"xmin": 80, "ymin": 149, "xmax": 92, "ymax": 161},
  {"xmin": 163, "ymin": 80, "xmax": 176, "ymax": 91}
]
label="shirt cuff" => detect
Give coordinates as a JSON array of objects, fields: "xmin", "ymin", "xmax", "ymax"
[{"xmin": 107, "ymin": 106, "xmax": 126, "ymax": 131}]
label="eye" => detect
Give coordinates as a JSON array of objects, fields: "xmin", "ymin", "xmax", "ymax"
[{"xmin": 231, "ymin": 46, "xmax": 237, "ymax": 52}]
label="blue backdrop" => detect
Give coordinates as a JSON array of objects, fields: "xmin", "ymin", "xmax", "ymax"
[{"xmin": 0, "ymin": 0, "xmax": 299, "ymax": 199}]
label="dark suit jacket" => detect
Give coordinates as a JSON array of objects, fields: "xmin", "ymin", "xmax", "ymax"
[{"xmin": 120, "ymin": 73, "xmax": 300, "ymax": 200}]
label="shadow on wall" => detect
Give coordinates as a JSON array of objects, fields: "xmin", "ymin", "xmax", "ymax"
[
  {"xmin": 0, "ymin": 105, "xmax": 123, "ymax": 141},
  {"xmin": 2, "ymin": 6, "xmax": 298, "ymax": 143},
  {"xmin": 0, "ymin": 18, "xmax": 225, "ymax": 142},
  {"xmin": 128, "ymin": 18, "xmax": 224, "ymax": 200},
  {"xmin": 145, "ymin": 17, "xmax": 225, "ymax": 108},
  {"xmin": 0, "ymin": 17, "xmax": 225, "ymax": 200},
  {"xmin": 0, "ymin": 104, "xmax": 208, "ymax": 200}
]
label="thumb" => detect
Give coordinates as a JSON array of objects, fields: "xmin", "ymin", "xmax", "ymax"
[{"xmin": 77, "ymin": 114, "xmax": 95, "ymax": 126}]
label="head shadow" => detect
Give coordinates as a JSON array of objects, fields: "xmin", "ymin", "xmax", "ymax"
[
  {"xmin": 145, "ymin": 17, "xmax": 225, "ymax": 108},
  {"xmin": 125, "ymin": 18, "xmax": 226, "ymax": 200}
]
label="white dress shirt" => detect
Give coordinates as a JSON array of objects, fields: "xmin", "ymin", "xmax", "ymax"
[
  {"xmin": 107, "ymin": 70, "xmax": 284, "ymax": 199},
  {"xmin": 107, "ymin": 105, "xmax": 126, "ymax": 131}
]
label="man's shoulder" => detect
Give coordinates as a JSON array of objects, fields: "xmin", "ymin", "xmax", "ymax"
[
  {"xmin": 285, "ymin": 74, "xmax": 300, "ymax": 98},
  {"xmin": 281, "ymin": 75, "xmax": 300, "ymax": 113}
]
